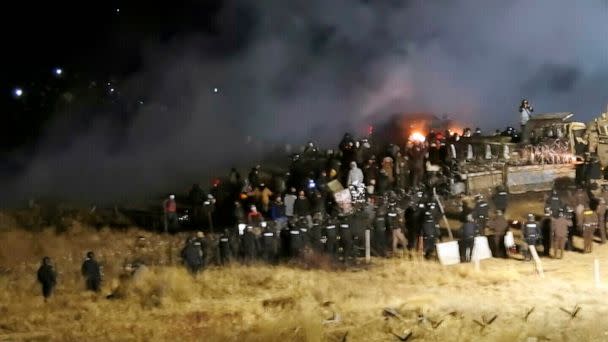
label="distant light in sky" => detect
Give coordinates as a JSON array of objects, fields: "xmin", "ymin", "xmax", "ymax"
[
  {"xmin": 109, "ymin": 88, "xmax": 115, "ymax": 93},
  {"xmin": 54, "ymin": 68, "xmax": 63, "ymax": 76},
  {"xmin": 116, "ymin": 8, "xmax": 120, "ymax": 13},
  {"xmin": 13, "ymin": 88, "xmax": 23, "ymax": 97},
  {"xmin": 213, "ymin": 87, "xmax": 219, "ymax": 93},
  {"xmin": 138, "ymin": 100, "xmax": 144, "ymax": 105}
]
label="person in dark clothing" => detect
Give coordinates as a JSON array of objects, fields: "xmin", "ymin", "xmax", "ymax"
[
  {"xmin": 324, "ymin": 218, "xmax": 338, "ymax": 258},
  {"xmin": 309, "ymin": 219, "xmax": 324, "ymax": 253},
  {"xmin": 492, "ymin": 186, "xmax": 508, "ymax": 213},
  {"xmin": 546, "ymin": 190, "xmax": 562, "ymax": 218},
  {"xmin": 422, "ymin": 211, "xmax": 439, "ymax": 259},
  {"xmin": 37, "ymin": 257, "xmax": 57, "ymax": 300},
  {"xmin": 372, "ymin": 206, "xmax": 388, "ymax": 257},
  {"xmin": 523, "ymin": 214, "xmax": 540, "ymax": 261},
  {"xmin": 294, "ymin": 191, "xmax": 312, "ymax": 227},
  {"xmin": 241, "ymin": 226, "xmax": 259, "ymax": 264},
  {"xmin": 339, "ymin": 215, "xmax": 354, "ymax": 261},
  {"xmin": 460, "ymin": 215, "xmax": 479, "ymax": 262},
  {"xmin": 248, "ymin": 165, "xmax": 261, "ymax": 188},
  {"xmin": 261, "ymin": 225, "xmax": 278, "ymax": 264},
  {"xmin": 488, "ymin": 210, "xmax": 508, "ymax": 258},
  {"xmin": 289, "ymin": 223, "xmax": 304, "ymax": 258},
  {"xmin": 218, "ymin": 230, "xmax": 233, "ymax": 265},
  {"xmin": 189, "ymin": 184, "xmax": 205, "ymax": 225},
  {"xmin": 181, "ymin": 237, "xmax": 204, "ymax": 274},
  {"xmin": 81, "ymin": 251, "xmax": 102, "ymax": 292},
  {"xmin": 473, "ymin": 195, "xmax": 489, "ymax": 235}
]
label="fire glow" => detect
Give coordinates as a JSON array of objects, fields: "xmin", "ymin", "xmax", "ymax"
[{"xmin": 409, "ymin": 132, "xmax": 426, "ymax": 143}]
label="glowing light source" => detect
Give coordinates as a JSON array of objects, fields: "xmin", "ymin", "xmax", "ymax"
[
  {"xmin": 54, "ymin": 68, "xmax": 63, "ymax": 76},
  {"xmin": 409, "ymin": 131, "xmax": 426, "ymax": 143},
  {"xmin": 213, "ymin": 87, "xmax": 219, "ymax": 93},
  {"xmin": 13, "ymin": 88, "xmax": 23, "ymax": 97}
]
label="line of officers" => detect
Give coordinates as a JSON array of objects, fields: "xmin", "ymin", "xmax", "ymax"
[
  {"xmin": 180, "ymin": 186, "xmax": 608, "ymax": 272},
  {"xmin": 180, "ymin": 190, "xmax": 474, "ymax": 273}
]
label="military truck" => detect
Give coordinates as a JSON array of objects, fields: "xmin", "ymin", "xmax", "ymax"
[{"xmin": 453, "ymin": 112, "xmax": 586, "ymax": 195}]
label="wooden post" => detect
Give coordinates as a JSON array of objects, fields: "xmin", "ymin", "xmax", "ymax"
[
  {"xmin": 433, "ymin": 188, "xmax": 453, "ymax": 240},
  {"xmin": 365, "ymin": 229, "xmax": 371, "ymax": 264}
]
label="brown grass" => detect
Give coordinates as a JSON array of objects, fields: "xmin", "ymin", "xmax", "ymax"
[{"xmin": 2, "ymin": 200, "xmax": 608, "ymax": 341}]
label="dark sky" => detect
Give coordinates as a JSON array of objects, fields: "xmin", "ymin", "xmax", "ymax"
[
  {"xmin": 2, "ymin": 0, "xmax": 608, "ymax": 206},
  {"xmin": 1, "ymin": 1, "xmax": 225, "ymax": 152}
]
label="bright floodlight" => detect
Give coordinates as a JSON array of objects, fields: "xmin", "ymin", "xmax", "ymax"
[
  {"xmin": 409, "ymin": 131, "xmax": 426, "ymax": 143},
  {"xmin": 13, "ymin": 88, "xmax": 23, "ymax": 97},
  {"xmin": 54, "ymin": 68, "xmax": 63, "ymax": 76},
  {"xmin": 213, "ymin": 87, "xmax": 218, "ymax": 93}
]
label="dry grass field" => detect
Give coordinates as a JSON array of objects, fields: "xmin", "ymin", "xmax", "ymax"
[{"xmin": 2, "ymin": 194, "xmax": 608, "ymax": 341}]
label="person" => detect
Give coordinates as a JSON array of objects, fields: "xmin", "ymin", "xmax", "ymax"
[
  {"xmin": 422, "ymin": 211, "xmax": 439, "ymax": 259},
  {"xmin": 545, "ymin": 189, "xmax": 562, "ymax": 218},
  {"xmin": 387, "ymin": 202, "xmax": 406, "ymax": 257},
  {"xmin": 324, "ymin": 217, "xmax": 338, "ymax": 258},
  {"xmin": 261, "ymin": 225, "xmax": 278, "ymax": 264},
  {"xmin": 473, "ymin": 195, "xmax": 489, "ymax": 235},
  {"xmin": 519, "ymin": 98, "xmax": 534, "ymax": 141},
  {"xmin": 81, "ymin": 251, "xmax": 102, "ymax": 292},
  {"xmin": 523, "ymin": 214, "xmax": 539, "ymax": 261},
  {"xmin": 247, "ymin": 205, "xmax": 264, "ymax": 226},
  {"xmin": 241, "ymin": 226, "xmax": 259, "ymax": 264},
  {"xmin": 492, "ymin": 186, "xmax": 508, "ymax": 213},
  {"xmin": 193, "ymin": 232, "xmax": 207, "ymax": 268},
  {"xmin": 460, "ymin": 214, "xmax": 479, "ymax": 262},
  {"xmin": 181, "ymin": 237, "xmax": 204, "ymax": 274},
  {"xmin": 270, "ymin": 196, "xmax": 288, "ymax": 230},
  {"xmin": 294, "ymin": 191, "xmax": 312, "ymax": 228},
  {"xmin": 339, "ymin": 215, "xmax": 354, "ymax": 261},
  {"xmin": 582, "ymin": 207, "xmax": 598, "ymax": 253},
  {"xmin": 218, "ymin": 229, "xmax": 233, "ymax": 265},
  {"xmin": 284, "ymin": 188, "xmax": 297, "ymax": 219},
  {"xmin": 233, "ymin": 201, "xmax": 245, "ymax": 225},
  {"xmin": 347, "ymin": 161, "xmax": 364, "ymax": 186},
  {"xmin": 488, "ymin": 210, "xmax": 508, "ymax": 258},
  {"xmin": 551, "ymin": 210, "xmax": 571, "ymax": 259},
  {"xmin": 163, "ymin": 194, "xmax": 178, "ymax": 233},
  {"xmin": 188, "ymin": 184, "xmax": 205, "ymax": 225},
  {"xmin": 372, "ymin": 205, "xmax": 388, "ymax": 257},
  {"xmin": 596, "ymin": 198, "xmax": 607, "ymax": 244},
  {"xmin": 37, "ymin": 257, "xmax": 57, "ymax": 301}
]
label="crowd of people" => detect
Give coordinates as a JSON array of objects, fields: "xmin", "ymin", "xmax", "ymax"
[{"xmin": 36, "ymin": 99, "xmax": 608, "ymax": 298}]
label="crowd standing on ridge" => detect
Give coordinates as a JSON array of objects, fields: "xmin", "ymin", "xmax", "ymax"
[{"xmin": 37, "ymin": 99, "xmax": 608, "ymax": 299}]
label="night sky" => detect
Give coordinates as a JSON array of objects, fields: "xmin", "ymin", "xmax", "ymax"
[
  {"xmin": 2, "ymin": 1, "xmax": 225, "ymax": 153},
  {"xmin": 2, "ymin": 1, "xmax": 608, "ymax": 205}
]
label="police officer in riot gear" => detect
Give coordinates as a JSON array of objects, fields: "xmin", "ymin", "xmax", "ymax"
[
  {"xmin": 546, "ymin": 189, "xmax": 562, "ymax": 218},
  {"xmin": 372, "ymin": 204, "xmax": 388, "ymax": 257},
  {"xmin": 261, "ymin": 224, "xmax": 278, "ymax": 264},
  {"xmin": 387, "ymin": 201, "xmax": 406, "ymax": 257},
  {"xmin": 241, "ymin": 226, "xmax": 258, "ymax": 264},
  {"xmin": 473, "ymin": 195, "xmax": 489, "ymax": 235},
  {"xmin": 324, "ymin": 217, "xmax": 338, "ymax": 258},
  {"xmin": 422, "ymin": 211, "xmax": 439, "ymax": 259},
  {"xmin": 218, "ymin": 229, "xmax": 233, "ymax": 265},
  {"xmin": 181, "ymin": 237, "xmax": 204, "ymax": 274},
  {"xmin": 339, "ymin": 215, "xmax": 354, "ymax": 261},
  {"xmin": 289, "ymin": 221, "xmax": 304, "ymax": 258},
  {"xmin": 523, "ymin": 214, "xmax": 540, "ymax": 261},
  {"xmin": 309, "ymin": 219, "xmax": 324, "ymax": 253},
  {"xmin": 582, "ymin": 206, "xmax": 598, "ymax": 253},
  {"xmin": 460, "ymin": 215, "xmax": 479, "ymax": 262},
  {"xmin": 492, "ymin": 186, "xmax": 508, "ymax": 213}
]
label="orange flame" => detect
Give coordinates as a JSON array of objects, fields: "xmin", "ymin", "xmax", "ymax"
[{"xmin": 409, "ymin": 131, "xmax": 426, "ymax": 143}]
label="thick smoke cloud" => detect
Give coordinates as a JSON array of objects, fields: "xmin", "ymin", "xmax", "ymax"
[{"xmin": 3, "ymin": 0, "xmax": 608, "ymax": 205}]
